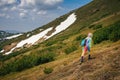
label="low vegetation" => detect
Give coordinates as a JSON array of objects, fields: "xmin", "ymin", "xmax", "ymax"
[
  {"xmin": 0, "ymin": 52, "xmax": 55, "ymax": 76},
  {"xmin": 93, "ymin": 21, "xmax": 120, "ymax": 44},
  {"xmin": 44, "ymin": 67, "xmax": 53, "ymax": 74},
  {"xmin": 65, "ymin": 45, "xmax": 77, "ymax": 54},
  {"xmin": 89, "ymin": 24, "xmax": 102, "ymax": 30}
]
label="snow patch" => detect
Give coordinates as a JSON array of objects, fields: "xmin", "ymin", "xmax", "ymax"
[
  {"xmin": 39, "ymin": 29, "xmax": 43, "ymax": 31},
  {"xmin": 45, "ymin": 13, "xmax": 77, "ymax": 39},
  {"xmin": 5, "ymin": 13, "xmax": 77, "ymax": 55},
  {"xmin": 5, "ymin": 27, "xmax": 53, "ymax": 55},
  {"xmin": 26, "ymin": 33, "xmax": 30, "ymax": 37},
  {"xmin": 16, "ymin": 27, "xmax": 52, "ymax": 48},
  {"xmin": 0, "ymin": 49, "xmax": 4, "ymax": 53},
  {"xmin": 6, "ymin": 34, "xmax": 22, "ymax": 39}
]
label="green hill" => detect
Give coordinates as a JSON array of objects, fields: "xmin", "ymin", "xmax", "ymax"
[{"xmin": 0, "ymin": 0, "xmax": 120, "ymax": 80}]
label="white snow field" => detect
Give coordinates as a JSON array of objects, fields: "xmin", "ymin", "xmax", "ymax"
[
  {"xmin": 0, "ymin": 49, "xmax": 4, "ymax": 53},
  {"xmin": 45, "ymin": 13, "xmax": 77, "ymax": 39},
  {"xmin": 5, "ymin": 13, "xmax": 77, "ymax": 55},
  {"xmin": 5, "ymin": 27, "xmax": 53, "ymax": 55},
  {"xmin": 6, "ymin": 34, "xmax": 22, "ymax": 39}
]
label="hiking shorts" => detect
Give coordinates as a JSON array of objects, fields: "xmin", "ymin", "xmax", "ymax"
[{"xmin": 84, "ymin": 46, "xmax": 90, "ymax": 53}]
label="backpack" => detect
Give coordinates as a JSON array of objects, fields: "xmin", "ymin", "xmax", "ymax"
[{"xmin": 80, "ymin": 39, "xmax": 87, "ymax": 46}]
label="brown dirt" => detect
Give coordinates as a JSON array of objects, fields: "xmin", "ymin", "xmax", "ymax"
[{"xmin": 3, "ymin": 42, "xmax": 17, "ymax": 52}]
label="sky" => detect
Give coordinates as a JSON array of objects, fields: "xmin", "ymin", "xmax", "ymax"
[{"xmin": 0, "ymin": 0, "xmax": 92, "ymax": 32}]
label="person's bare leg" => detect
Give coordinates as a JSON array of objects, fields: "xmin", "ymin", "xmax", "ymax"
[{"xmin": 80, "ymin": 47, "xmax": 86, "ymax": 63}]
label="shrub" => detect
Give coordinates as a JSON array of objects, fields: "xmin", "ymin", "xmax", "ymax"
[
  {"xmin": 89, "ymin": 24, "xmax": 102, "ymax": 30},
  {"xmin": 93, "ymin": 24, "xmax": 102, "ymax": 30},
  {"xmin": 43, "ymin": 67, "xmax": 53, "ymax": 74},
  {"xmin": 0, "ymin": 48, "xmax": 29, "ymax": 61},
  {"xmin": 36, "ymin": 52, "xmax": 55, "ymax": 65},
  {"xmin": 107, "ymin": 21, "xmax": 120, "ymax": 42},
  {"xmin": 75, "ymin": 35, "xmax": 86, "ymax": 41},
  {"xmin": 93, "ymin": 28, "xmax": 111, "ymax": 44},
  {"xmin": 65, "ymin": 46, "xmax": 77, "ymax": 54},
  {"xmin": 0, "ymin": 48, "xmax": 2, "ymax": 51},
  {"xmin": 109, "ymin": 31, "xmax": 120, "ymax": 42},
  {"xmin": 89, "ymin": 25, "xmax": 95, "ymax": 29},
  {"xmin": 93, "ymin": 21, "xmax": 120, "ymax": 44},
  {"xmin": 15, "ymin": 55, "xmax": 39, "ymax": 71},
  {"xmin": 0, "ymin": 52, "xmax": 55, "ymax": 76},
  {"xmin": 45, "ymin": 40, "xmax": 57, "ymax": 46}
]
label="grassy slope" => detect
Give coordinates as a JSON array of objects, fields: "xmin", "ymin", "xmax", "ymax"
[
  {"xmin": 0, "ymin": 0, "xmax": 120, "ymax": 79},
  {"xmin": 1, "ymin": 40, "xmax": 120, "ymax": 80}
]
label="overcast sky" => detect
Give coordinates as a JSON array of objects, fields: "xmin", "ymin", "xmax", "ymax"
[{"xmin": 0, "ymin": 0, "xmax": 92, "ymax": 32}]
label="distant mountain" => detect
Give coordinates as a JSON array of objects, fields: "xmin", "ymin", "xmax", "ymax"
[
  {"xmin": 0, "ymin": 30, "xmax": 22, "ymax": 42},
  {"xmin": 0, "ymin": 30, "xmax": 14, "ymax": 39},
  {"xmin": 5, "ymin": 30, "xmax": 22, "ymax": 34}
]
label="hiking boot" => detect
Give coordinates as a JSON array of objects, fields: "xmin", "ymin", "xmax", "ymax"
[
  {"xmin": 88, "ymin": 55, "xmax": 91, "ymax": 60},
  {"xmin": 80, "ymin": 56, "xmax": 84, "ymax": 63}
]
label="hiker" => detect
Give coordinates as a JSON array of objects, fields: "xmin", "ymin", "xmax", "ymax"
[{"xmin": 80, "ymin": 33, "xmax": 93, "ymax": 63}]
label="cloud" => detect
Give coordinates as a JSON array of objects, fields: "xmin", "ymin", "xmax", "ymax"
[
  {"xmin": 19, "ymin": 12, "xmax": 27, "ymax": 18},
  {"xmin": 19, "ymin": 8, "xmax": 28, "ymax": 13},
  {"xmin": 0, "ymin": 13, "xmax": 6, "ymax": 17},
  {"xmin": 19, "ymin": 0, "xmax": 35, "ymax": 8},
  {"xmin": 0, "ymin": 0, "xmax": 16, "ymax": 7},
  {"xmin": 43, "ymin": 0, "xmax": 63, "ymax": 5},
  {"xmin": 0, "ymin": 26, "xmax": 5, "ymax": 30},
  {"xmin": 37, "ymin": 10, "xmax": 47, "ymax": 15},
  {"xmin": 0, "ymin": 13, "xmax": 11, "ymax": 19},
  {"xmin": 11, "ymin": 6, "xmax": 17, "ymax": 11},
  {"xmin": 32, "ymin": 17, "xmax": 35, "ymax": 21},
  {"xmin": 6, "ymin": 15, "xmax": 11, "ymax": 19},
  {"xmin": 2, "ymin": 7, "xmax": 8, "ymax": 11},
  {"xmin": 18, "ymin": 0, "xmax": 63, "ymax": 9},
  {"xmin": 8, "ymin": 0, "xmax": 16, "ymax": 4},
  {"xmin": 32, "ymin": 8, "xmax": 37, "ymax": 12},
  {"xmin": 0, "ymin": 0, "xmax": 64, "ymax": 21},
  {"xmin": 57, "ymin": 6, "xmax": 64, "ymax": 10},
  {"xmin": 0, "ymin": 0, "xmax": 64, "ymax": 14}
]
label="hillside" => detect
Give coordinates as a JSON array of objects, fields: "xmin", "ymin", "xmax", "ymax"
[
  {"xmin": 35, "ymin": 41, "xmax": 120, "ymax": 80},
  {"xmin": 0, "ymin": 0, "xmax": 120, "ymax": 80}
]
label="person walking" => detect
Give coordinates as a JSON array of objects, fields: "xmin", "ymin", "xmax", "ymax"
[{"xmin": 80, "ymin": 33, "xmax": 93, "ymax": 63}]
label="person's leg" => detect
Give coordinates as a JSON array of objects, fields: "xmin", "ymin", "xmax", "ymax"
[
  {"xmin": 81, "ymin": 47, "xmax": 85, "ymax": 56},
  {"xmin": 87, "ymin": 46, "xmax": 91, "ymax": 59},
  {"xmin": 80, "ymin": 49, "xmax": 84, "ymax": 62},
  {"xmin": 80, "ymin": 46, "xmax": 87, "ymax": 62}
]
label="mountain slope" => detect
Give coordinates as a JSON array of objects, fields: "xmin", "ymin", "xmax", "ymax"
[
  {"xmin": 38, "ymin": 41, "xmax": 120, "ymax": 80},
  {"xmin": 1, "ymin": 41, "xmax": 120, "ymax": 80},
  {"xmin": 0, "ymin": 0, "xmax": 120, "ymax": 80}
]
